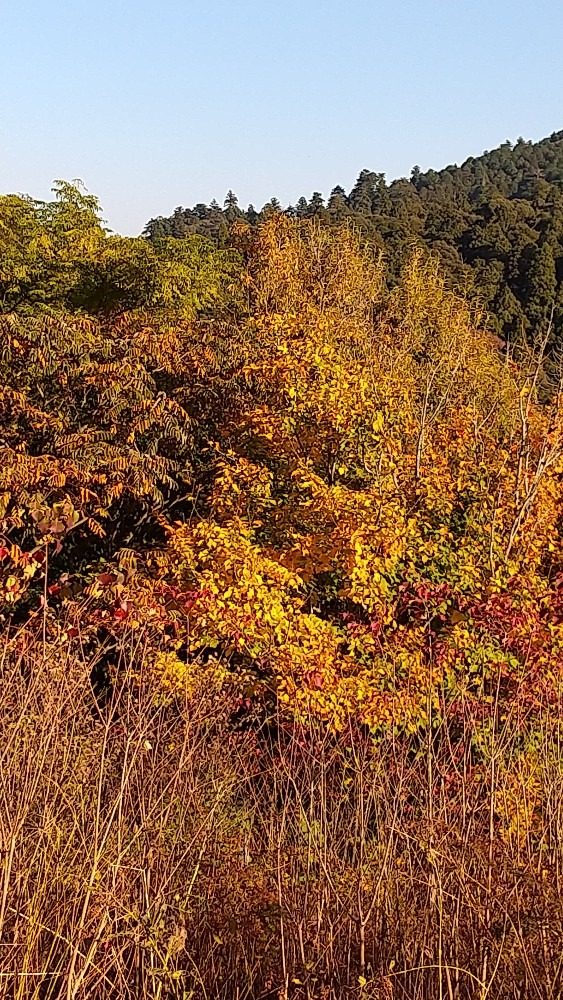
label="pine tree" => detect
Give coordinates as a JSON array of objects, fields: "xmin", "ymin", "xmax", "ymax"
[
  {"xmin": 224, "ymin": 190, "xmax": 243, "ymax": 224},
  {"xmin": 526, "ymin": 240, "xmax": 557, "ymax": 331},
  {"xmin": 308, "ymin": 192, "xmax": 326, "ymax": 217}
]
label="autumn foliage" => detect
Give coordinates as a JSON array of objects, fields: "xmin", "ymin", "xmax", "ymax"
[{"xmin": 2, "ymin": 187, "xmax": 563, "ymax": 998}]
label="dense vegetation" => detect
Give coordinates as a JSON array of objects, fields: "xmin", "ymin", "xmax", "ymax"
[
  {"xmin": 2, "ymin": 151, "xmax": 563, "ymax": 998},
  {"xmin": 146, "ymin": 131, "xmax": 563, "ymax": 350}
]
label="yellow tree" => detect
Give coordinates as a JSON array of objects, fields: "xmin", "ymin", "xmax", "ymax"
[{"xmin": 133, "ymin": 218, "xmax": 563, "ymax": 730}]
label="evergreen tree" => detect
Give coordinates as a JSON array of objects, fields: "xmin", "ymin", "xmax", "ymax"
[
  {"xmin": 526, "ymin": 240, "xmax": 557, "ymax": 331},
  {"xmin": 308, "ymin": 191, "xmax": 326, "ymax": 218},
  {"xmin": 142, "ymin": 130, "xmax": 563, "ymax": 348},
  {"xmin": 349, "ymin": 169, "xmax": 378, "ymax": 215},
  {"xmin": 224, "ymin": 190, "xmax": 243, "ymax": 224},
  {"xmin": 260, "ymin": 197, "xmax": 282, "ymax": 220},
  {"xmin": 246, "ymin": 203, "xmax": 259, "ymax": 225},
  {"xmin": 327, "ymin": 186, "xmax": 349, "ymax": 222}
]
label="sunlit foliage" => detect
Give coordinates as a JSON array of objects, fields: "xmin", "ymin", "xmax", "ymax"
[
  {"xmin": 2, "ymin": 184, "xmax": 563, "ymax": 998},
  {"xmin": 2, "ymin": 192, "xmax": 563, "ymax": 732}
]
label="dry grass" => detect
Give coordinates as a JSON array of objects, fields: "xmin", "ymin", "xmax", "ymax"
[{"xmin": 1, "ymin": 630, "xmax": 563, "ymax": 999}]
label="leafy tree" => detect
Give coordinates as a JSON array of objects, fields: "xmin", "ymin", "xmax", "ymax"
[
  {"xmin": 130, "ymin": 218, "xmax": 563, "ymax": 732},
  {"xmin": 0, "ymin": 182, "xmax": 239, "ymax": 319},
  {"xmin": 3, "ymin": 198, "xmax": 563, "ymax": 743},
  {"xmin": 0, "ymin": 181, "xmax": 105, "ymax": 312}
]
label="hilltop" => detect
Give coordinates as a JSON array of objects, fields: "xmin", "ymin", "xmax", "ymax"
[{"xmin": 145, "ymin": 130, "xmax": 563, "ymax": 345}]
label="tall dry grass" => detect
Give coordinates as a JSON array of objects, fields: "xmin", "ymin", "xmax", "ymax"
[{"xmin": 1, "ymin": 627, "xmax": 563, "ymax": 999}]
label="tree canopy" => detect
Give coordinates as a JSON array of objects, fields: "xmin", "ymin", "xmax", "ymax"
[
  {"xmin": 3, "ymin": 173, "xmax": 563, "ymax": 996},
  {"xmin": 2, "ymin": 187, "xmax": 563, "ymax": 736},
  {"xmin": 145, "ymin": 130, "xmax": 563, "ymax": 349}
]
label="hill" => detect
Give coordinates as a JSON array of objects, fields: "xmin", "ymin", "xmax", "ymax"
[{"xmin": 145, "ymin": 130, "xmax": 563, "ymax": 346}]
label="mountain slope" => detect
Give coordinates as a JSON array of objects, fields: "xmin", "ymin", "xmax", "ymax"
[{"xmin": 144, "ymin": 131, "xmax": 563, "ymax": 346}]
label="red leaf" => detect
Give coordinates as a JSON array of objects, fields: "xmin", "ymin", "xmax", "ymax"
[{"xmin": 305, "ymin": 671, "xmax": 324, "ymax": 690}]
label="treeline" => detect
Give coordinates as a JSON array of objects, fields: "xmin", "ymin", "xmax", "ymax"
[{"xmin": 145, "ymin": 130, "xmax": 563, "ymax": 347}]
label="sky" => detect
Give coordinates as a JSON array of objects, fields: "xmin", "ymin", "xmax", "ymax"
[{"xmin": 1, "ymin": 0, "xmax": 562, "ymax": 236}]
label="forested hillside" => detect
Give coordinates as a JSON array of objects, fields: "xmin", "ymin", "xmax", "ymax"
[
  {"xmin": 146, "ymin": 130, "xmax": 563, "ymax": 348},
  {"xmin": 2, "ymin": 173, "xmax": 563, "ymax": 998}
]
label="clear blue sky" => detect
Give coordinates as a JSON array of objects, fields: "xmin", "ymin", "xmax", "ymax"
[{"xmin": 1, "ymin": 0, "xmax": 562, "ymax": 235}]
